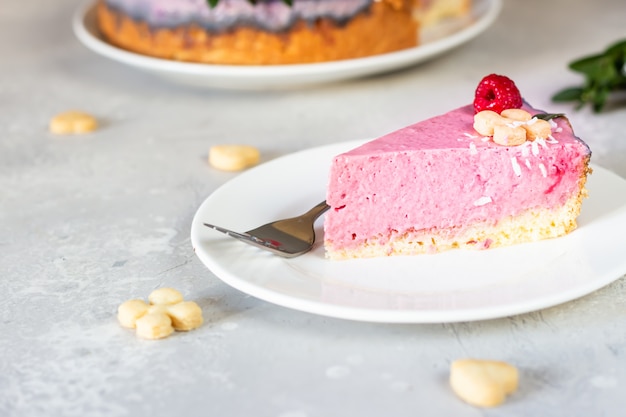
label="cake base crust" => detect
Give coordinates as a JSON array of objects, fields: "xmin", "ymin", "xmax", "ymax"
[
  {"xmin": 96, "ymin": 0, "xmax": 419, "ymax": 65},
  {"xmin": 325, "ymin": 168, "xmax": 590, "ymax": 260}
]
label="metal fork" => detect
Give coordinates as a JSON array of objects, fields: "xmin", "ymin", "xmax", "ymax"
[{"xmin": 203, "ymin": 201, "xmax": 330, "ymax": 258}]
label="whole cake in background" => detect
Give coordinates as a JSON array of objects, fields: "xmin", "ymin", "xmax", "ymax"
[
  {"xmin": 324, "ymin": 74, "xmax": 592, "ymax": 259},
  {"xmin": 96, "ymin": 0, "xmax": 470, "ymax": 65}
]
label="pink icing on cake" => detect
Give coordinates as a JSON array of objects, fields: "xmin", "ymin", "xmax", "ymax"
[
  {"xmin": 324, "ymin": 103, "xmax": 591, "ymax": 259},
  {"xmin": 103, "ymin": 0, "xmax": 371, "ymax": 31}
]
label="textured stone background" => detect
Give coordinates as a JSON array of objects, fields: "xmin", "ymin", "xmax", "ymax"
[{"xmin": 1, "ymin": 0, "xmax": 625, "ymax": 416}]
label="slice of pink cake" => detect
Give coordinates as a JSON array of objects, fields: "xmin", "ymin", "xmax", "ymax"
[{"xmin": 324, "ymin": 101, "xmax": 591, "ymax": 260}]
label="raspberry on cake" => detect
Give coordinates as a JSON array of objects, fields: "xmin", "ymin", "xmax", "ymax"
[
  {"xmin": 474, "ymin": 74, "xmax": 523, "ymax": 113},
  {"xmin": 324, "ymin": 76, "xmax": 591, "ymax": 259},
  {"xmin": 97, "ymin": 0, "xmax": 420, "ymax": 65}
]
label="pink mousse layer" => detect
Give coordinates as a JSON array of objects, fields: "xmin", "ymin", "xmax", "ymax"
[{"xmin": 324, "ymin": 103, "xmax": 591, "ymax": 250}]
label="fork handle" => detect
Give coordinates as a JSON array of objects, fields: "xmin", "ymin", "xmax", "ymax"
[{"xmin": 302, "ymin": 200, "xmax": 330, "ymax": 221}]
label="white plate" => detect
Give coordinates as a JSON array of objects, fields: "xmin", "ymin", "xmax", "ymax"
[
  {"xmin": 191, "ymin": 140, "xmax": 626, "ymax": 323},
  {"xmin": 72, "ymin": 0, "xmax": 501, "ymax": 90}
]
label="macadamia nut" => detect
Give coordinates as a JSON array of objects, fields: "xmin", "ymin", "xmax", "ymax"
[
  {"xmin": 149, "ymin": 287, "xmax": 184, "ymax": 305},
  {"xmin": 473, "ymin": 110, "xmax": 507, "ymax": 136},
  {"xmin": 501, "ymin": 109, "xmax": 532, "ymax": 121},
  {"xmin": 167, "ymin": 301, "xmax": 204, "ymax": 331},
  {"xmin": 118, "ymin": 287, "xmax": 204, "ymax": 339},
  {"xmin": 49, "ymin": 111, "xmax": 98, "ymax": 134},
  {"xmin": 117, "ymin": 299, "xmax": 149, "ymax": 328},
  {"xmin": 209, "ymin": 144, "xmax": 260, "ymax": 171},
  {"xmin": 474, "ymin": 108, "xmax": 553, "ymax": 145},
  {"xmin": 135, "ymin": 313, "xmax": 174, "ymax": 340},
  {"xmin": 493, "ymin": 125, "xmax": 527, "ymax": 146},
  {"xmin": 523, "ymin": 118, "xmax": 552, "ymax": 140},
  {"xmin": 450, "ymin": 359, "xmax": 519, "ymax": 408}
]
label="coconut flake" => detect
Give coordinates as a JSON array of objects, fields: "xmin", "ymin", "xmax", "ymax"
[
  {"xmin": 520, "ymin": 141, "xmax": 531, "ymax": 157},
  {"xmin": 526, "ymin": 117, "xmax": 539, "ymax": 125},
  {"xmin": 546, "ymin": 135, "xmax": 559, "ymax": 144},
  {"xmin": 511, "ymin": 156, "xmax": 522, "ymax": 177},
  {"xmin": 539, "ymin": 163, "xmax": 548, "ymax": 178},
  {"xmin": 473, "ymin": 196, "xmax": 493, "ymax": 206},
  {"xmin": 531, "ymin": 140, "xmax": 540, "ymax": 156},
  {"xmin": 469, "ymin": 142, "xmax": 478, "ymax": 155},
  {"xmin": 549, "ymin": 119, "xmax": 563, "ymax": 133},
  {"xmin": 537, "ymin": 138, "xmax": 548, "ymax": 149},
  {"xmin": 525, "ymin": 158, "xmax": 532, "ymax": 169},
  {"xmin": 506, "ymin": 120, "xmax": 525, "ymax": 128},
  {"xmin": 548, "ymin": 119, "xmax": 562, "ymax": 131},
  {"xmin": 481, "ymin": 136, "xmax": 491, "ymax": 142},
  {"xmin": 464, "ymin": 132, "xmax": 478, "ymax": 138}
]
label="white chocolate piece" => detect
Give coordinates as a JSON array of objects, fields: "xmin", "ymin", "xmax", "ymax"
[
  {"xmin": 209, "ymin": 145, "xmax": 260, "ymax": 171},
  {"xmin": 117, "ymin": 299, "xmax": 149, "ymax": 328},
  {"xmin": 149, "ymin": 287, "xmax": 184, "ymax": 305},
  {"xmin": 135, "ymin": 312, "xmax": 174, "ymax": 340},
  {"xmin": 49, "ymin": 111, "xmax": 98, "ymax": 134},
  {"xmin": 523, "ymin": 118, "xmax": 552, "ymax": 140},
  {"xmin": 493, "ymin": 124, "xmax": 526, "ymax": 146},
  {"xmin": 450, "ymin": 359, "xmax": 519, "ymax": 408},
  {"xmin": 167, "ymin": 301, "xmax": 204, "ymax": 331},
  {"xmin": 500, "ymin": 109, "xmax": 532, "ymax": 121}
]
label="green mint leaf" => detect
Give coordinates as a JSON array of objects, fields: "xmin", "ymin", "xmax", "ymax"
[
  {"xmin": 534, "ymin": 113, "xmax": 565, "ymax": 121},
  {"xmin": 606, "ymin": 39, "xmax": 626, "ymax": 56},
  {"xmin": 569, "ymin": 54, "xmax": 605, "ymax": 77},
  {"xmin": 554, "ymin": 37, "xmax": 626, "ymax": 112},
  {"xmin": 592, "ymin": 87, "xmax": 610, "ymax": 112},
  {"xmin": 552, "ymin": 87, "xmax": 584, "ymax": 102}
]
